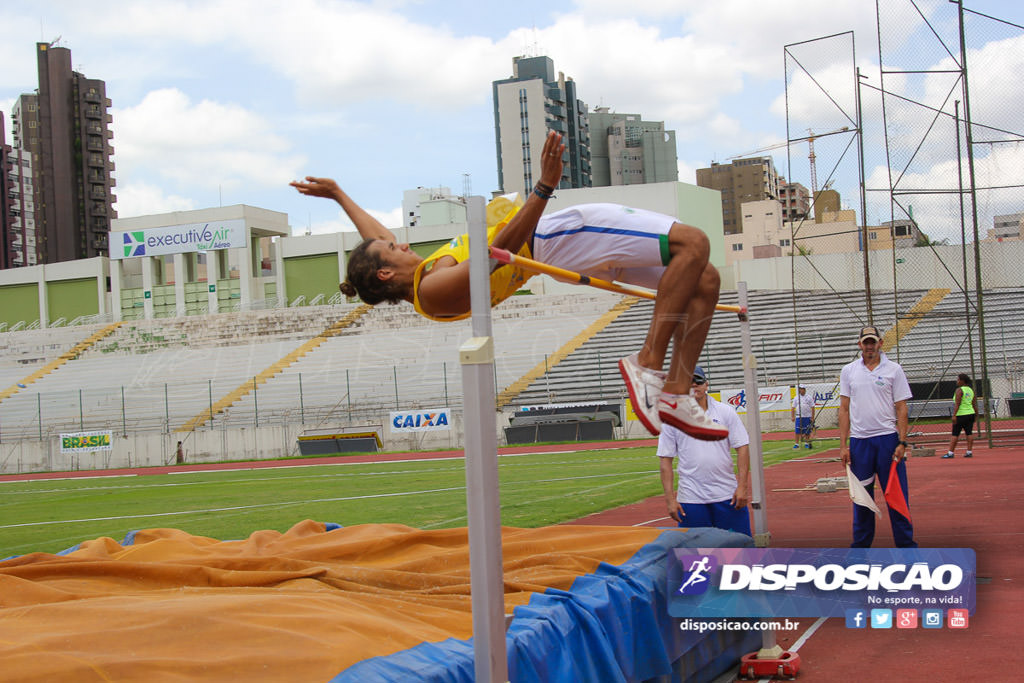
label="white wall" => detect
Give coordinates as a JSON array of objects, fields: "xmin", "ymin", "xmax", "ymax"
[{"xmin": 734, "ymin": 241, "xmax": 1024, "ymax": 290}]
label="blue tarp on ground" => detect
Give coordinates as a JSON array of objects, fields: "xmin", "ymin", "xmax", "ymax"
[{"xmin": 334, "ymin": 527, "xmax": 759, "ymax": 683}]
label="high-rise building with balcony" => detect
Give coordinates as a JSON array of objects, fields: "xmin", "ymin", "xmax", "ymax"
[
  {"xmin": 588, "ymin": 108, "xmax": 678, "ymax": 187},
  {"xmin": 492, "ymin": 56, "xmax": 591, "ymax": 197},
  {"xmin": 2, "ymin": 110, "xmax": 39, "ymax": 269},
  {"xmin": 4, "ymin": 42, "xmax": 116, "ymax": 267}
]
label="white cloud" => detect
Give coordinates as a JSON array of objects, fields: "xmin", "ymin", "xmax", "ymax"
[
  {"xmin": 304, "ymin": 206, "xmax": 403, "ymax": 235},
  {"xmin": 113, "ymin": 88, "xmax": 306, "ymax": 190},
  {"xmin": 114, "ymin": 182, "xmax": 196, "ymax": 218},
  {"xmin": 865, "ymin": 141, "xmax": 1024, "ymax": 242},
  {"xmin": 677, "ymin": 159, "xmax": 698, "ymax": 184}
]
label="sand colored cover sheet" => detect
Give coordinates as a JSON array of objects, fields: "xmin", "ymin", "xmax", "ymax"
[{"xmin": 0, "ymin": 520, "xmax": 674, "ymax": 681}]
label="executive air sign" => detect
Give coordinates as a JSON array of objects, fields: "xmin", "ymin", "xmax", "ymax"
[{"xmin": 110, "ymin": 219, "xmax": 247, "ymax": 259}]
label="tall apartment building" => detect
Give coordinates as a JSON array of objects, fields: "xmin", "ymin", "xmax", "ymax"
[
  {"xmin": 0, "ymin": 113, "xmax": 10, "ymax": 269},
  {"xmin": 2, "ymin": 110, "xmax": 38, "ymax": 269},
  {"xmin": 492, "ymin": 55, "xmax": 591, "ymax": 197},
  {"xmin": 5, "ymin": 42, "xmax": 116, "ymax": 267},
  {"xmin": 778, "ymin": 179, "xmax": 811, "ymax": 223},
  {"xmin": 588, "ymin": 108, "xmax": 678, "ymax": 187},
  {"xmin": 696, "ymin": 157, "xmax": 780, "ymax": 235}
]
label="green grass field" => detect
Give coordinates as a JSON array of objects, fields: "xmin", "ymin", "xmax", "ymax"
[{"xmin": 0, "ymin": 438, "xmax": 837, "ymax": 559}]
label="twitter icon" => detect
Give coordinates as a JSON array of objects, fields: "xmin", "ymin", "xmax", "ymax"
[{"xmin": 870, "ymin": 609, "xmax": 892, "ymax": 629}]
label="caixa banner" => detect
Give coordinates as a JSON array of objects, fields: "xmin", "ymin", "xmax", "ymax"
[
  {"xmin": 389, "ymin": 409, "xmax": 452, "ymax": 432},
  {"xmin": 668, "ymin": 547, "xmax": 975, "ymax": 618}
]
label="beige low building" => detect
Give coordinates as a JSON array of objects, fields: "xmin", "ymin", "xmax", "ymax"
[{"xmin": 723, "ymin": 200, "xmax": 862, "ymax": 266}]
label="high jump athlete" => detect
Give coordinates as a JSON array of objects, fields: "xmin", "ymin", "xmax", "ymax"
[{"xmin": 291, "ymin": 132, "xmax": 726, "ymax": 440}]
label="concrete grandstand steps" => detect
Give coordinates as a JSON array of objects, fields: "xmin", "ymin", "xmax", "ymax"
[
  {"xmin": 0, "ymin": 322, "xmax": 125, "ymax": 403},
  {"xmin": 891, "ymin": 286, "xmax": 1024, "ymax": 379},
  {"xmin": 212, "ymin": 291, "xmax": 622, "ymax": 427},
  {"xmin": 506, "ymin": 288, "xmax": 934, "ymax": 407},
  {"xmin": 84, "ymin": 303, "xmax": 369, "ymax": 354}
]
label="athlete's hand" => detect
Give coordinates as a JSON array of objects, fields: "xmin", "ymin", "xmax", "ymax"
[
  {"xmin": 840, "ymin": 445, "xmax": 851, "ymax": 467},
  {"xmin": 731, "ymin": 486, "xmax": 750, "ymax": 510},
  {"xmin": 537, "ymin": 131, "xmax": 564, "ymax": 189},
  {"xmin": 290, "ymin": 176, "xmax": 342, "ymax": 200}
]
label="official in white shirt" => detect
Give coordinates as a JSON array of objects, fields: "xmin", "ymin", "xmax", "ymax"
[
  {"xmin": 657, "ymin": 367, "xmax": 752, "ymax": 535},
  {"xmin": 839, "ymin": 326, "xmax": 917, "ymax": 548}
]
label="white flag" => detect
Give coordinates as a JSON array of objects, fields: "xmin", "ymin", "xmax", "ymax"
[{"xmin": 846, "ymin": 465, "xmax": 881, "ymax": 516}]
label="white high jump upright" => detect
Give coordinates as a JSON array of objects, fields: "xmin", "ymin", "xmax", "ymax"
[
  {"xmin": 458, "ymin": 196, "xmax": 508, "ymax": 682},
  {"xmin": 737, "ymin": 281, "xmax": 779, "ymax": 657}
]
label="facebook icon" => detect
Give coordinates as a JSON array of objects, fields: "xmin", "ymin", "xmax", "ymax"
[{"xmin": 845, "ymin": 609, "xmax": 867, "ymax": 629}]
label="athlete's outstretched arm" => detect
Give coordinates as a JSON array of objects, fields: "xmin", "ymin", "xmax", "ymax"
[
  {"xmin": 490, "ymin": 131, "xmax": 564, "ymax": 253},
  {"xmin": 290, "ymin": 177, "xmax": 395, "ymax": 243}
]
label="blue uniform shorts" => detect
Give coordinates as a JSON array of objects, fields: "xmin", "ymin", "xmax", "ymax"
[
  {"xmin": 675, "ymin": 500, "xmax": 752, "ymax": 536},
  {"xmin": 795, "ymin": 417, "xmax": 813, "ymax": 435}
]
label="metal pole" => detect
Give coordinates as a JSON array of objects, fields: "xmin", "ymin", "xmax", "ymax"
[
  {"xmin": 957, "ymin": 0, "xmax": 993, "ymax": 445},
  {"xmin": 208, "ymin": 379, "xmax": 214, "ymax": 430},
  {"xmin": 121, "ymin": 386, "xmax": 127, "ymax": 437},
  {"xmin": 393, "ymin": 366, "xmax": 399, "ymax": 410},
  {"xmin": 443, "ymin": 362, "xmax": 449, "ymax": 408},
  {"xmin": 253, "ymin": 377, "xmax": 259, "ymax": 428},
  {"xmin": 739, "ymin": 282, "xmax": 777, "ymax": 660},
  {"xmin": 856, "ymin": 66, "xmax": 874, "ymax": 324},
  {"xmin": 299, "ymin": 373, "xmax": 305, "ymax": 424},
  {"xmin": 164, "ymin": 383, "xmax": 169, "ymax": 434},
  {"xmin": 459, "ymin": 195, "xmax": 507, "ymax": 682},
  {"xmin": 38, "ymin": 393, "xmax": 42, "ymax": 440},
  {"xmin": 79, "ymin": 388, "xmax": 84, "ymax": 430},
  {"xmin": 954, "ymin": 100, "xmax": 978, "ymax": 383},
  {"xmin": 346, "ymin": 369, "xmax": 352, "ymax": 422}
]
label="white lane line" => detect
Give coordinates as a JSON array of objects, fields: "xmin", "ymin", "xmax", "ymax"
[
  {"xmin": 633, "ymin": 516, "xmax": 672, "ymax": 527},
  {"xmin": 0, "ymin": 485, "xmax": 466, "ymax": 529}
]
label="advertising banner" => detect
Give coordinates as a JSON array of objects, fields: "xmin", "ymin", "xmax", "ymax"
[
  {"xmin": 60, "ymin": 430, "xmax": 113, "ymax": 454},
  {"xmin": 799, "ymin": 382, "xmax": 841, "ymax": 410},
  {"xmin": 111, "ymin": 219, "xmax": 247, "ymax": 259},
  {"xmin": 718, "ymin": 385, "xmax": 791, "ymax": 414},
  {"xmin": 668, "ymin": 547, "xmax": 976, "ymax": 618},
  {"xmin": 389, "ymin": 409, "xmax": 452, "ymax": 432}
]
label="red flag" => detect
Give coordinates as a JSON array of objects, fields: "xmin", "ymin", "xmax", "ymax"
[{"xmin": 884, "ymin": 459, "xmax": 912, "ymax": 523}]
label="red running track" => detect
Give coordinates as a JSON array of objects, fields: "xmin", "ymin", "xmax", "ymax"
[{"xmin": 569, "ymin": 441, "xmax": 1024, "ymax": 681}]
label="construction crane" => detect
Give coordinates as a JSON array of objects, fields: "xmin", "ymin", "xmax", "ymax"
[{"xmin": 726, "ymin": 126, "xmax": 850, "ymax": 197}]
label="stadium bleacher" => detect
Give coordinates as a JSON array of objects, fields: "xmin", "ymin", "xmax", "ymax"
[{"xmin": 2, "ymin": 287, "xmax": 1022, "ymax": 443}]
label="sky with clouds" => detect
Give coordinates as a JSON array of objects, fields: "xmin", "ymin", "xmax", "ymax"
[{"xmin": 1, "ymin": 0, "xmax": 1021, "ymax": 241}]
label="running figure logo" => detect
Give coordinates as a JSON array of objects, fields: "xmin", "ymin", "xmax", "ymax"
[{"xmin": 677, "ymin": 554, "xmax": 717, "ymax": 595}]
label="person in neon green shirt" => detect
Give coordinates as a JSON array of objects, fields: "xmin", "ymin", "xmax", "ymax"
[{"xmin": 943, "ymin": 373, "xmax": 976, "ymax": 459}]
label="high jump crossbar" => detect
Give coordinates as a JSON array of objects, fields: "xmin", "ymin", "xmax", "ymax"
[{"xmin": 488, "ymin": 246, "xmax": 746, "ymax": 314}]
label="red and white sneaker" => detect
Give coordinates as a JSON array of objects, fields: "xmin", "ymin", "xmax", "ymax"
[
  {"xmin": 658, "ymin": 394, "xmax": 729, "ymax": 441},
  {"xmin": 618, "ymin": 353, "xmax": 666, "ymax": 435}
]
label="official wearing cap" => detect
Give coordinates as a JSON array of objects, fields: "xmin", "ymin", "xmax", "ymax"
[
  {"xmin": 792, "ymin": 384, "xmax": 816, "ymax": 449},
  {"xmin": 839, "ymin": 326, "xmax": 917, "ymax": 547},
  {"xmin": 656, "ymin": 366, "xmax": 752, "ymax": 535}
]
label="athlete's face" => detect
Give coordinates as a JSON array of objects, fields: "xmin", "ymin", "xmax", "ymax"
[{"xmin": 370, "ymin": 239, "xmax": 421, "ymax": 280}]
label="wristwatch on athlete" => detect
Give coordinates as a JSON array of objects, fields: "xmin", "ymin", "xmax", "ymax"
[{"xmin": 898, "ymin": 440, "xmax": 909, "ymax": 448}]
